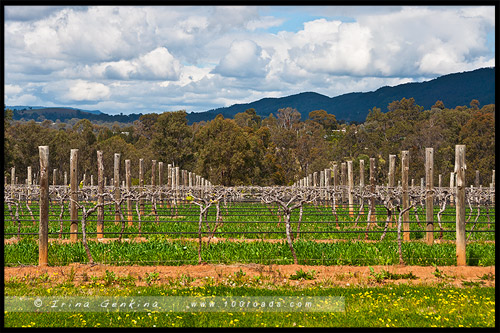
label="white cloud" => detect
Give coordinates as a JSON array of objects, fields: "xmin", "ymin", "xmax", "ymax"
[
  {"xmin": 213, "ymin": 40, "xmax": 270, "ymax": 78},
  {"xmin": 3, "ymin": 5, "xmax": 495, "ymax": 115},
  {"xmin": 246, "ymin": 16, "xmax": 285, "ymax": 31},
  {"xmin": 4, "ymin": 84, "xmax": 23, "ymax": 95},
  {"xmin": 288, "ymin": 20, "xmax": 373, "ymax": 75},
  {"xmin": 64, "ymin": 80, "xmax": 111, "ymax": 102},
  {"xmin": 6, "ymin": 94, "xmax": 42, "ymax": 106}
]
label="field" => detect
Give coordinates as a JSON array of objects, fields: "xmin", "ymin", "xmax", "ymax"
[{"xmin": 3, "ymin": 185, "xmax": 496, "ymax": 327}]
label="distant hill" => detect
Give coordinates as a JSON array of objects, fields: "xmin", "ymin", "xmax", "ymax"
[
  {"xmin": 186, "ymin": 67, "xmax": 495, "ymax": 123},
  {"xmin": 7, "ymin": 67, "xmax": 494, "ymax": 125},
  {"xmin": 8, "ymin": 107, "xmax": 141, "ymax": 123}
]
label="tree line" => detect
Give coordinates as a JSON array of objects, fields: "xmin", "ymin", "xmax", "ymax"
[{"xmin": 3, "ymin": 97, "xmax": 495, "ymax": 187}]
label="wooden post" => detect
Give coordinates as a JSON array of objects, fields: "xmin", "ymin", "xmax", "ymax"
[
  {"xmin": 313, "ymin": 171, "xmax": 318, "ymax": 187},
  {"xmin": 175, "ymin": 166, "xmax": 180, "ymax": 189},
  {"xmin": 125, "ymin": 159, "xmax": 132, "ymax": 225},
  {"xmin": 158, "ymin": 161, "xmax": 164, "ymax": 208},
  {"xmin": 369, "ymin": 158, "xmax": 376, "ymax": 222},
  {"xmin": 347, "ymin": 161, "xmax": 354, "ymax": 217},
  {"xmin": 27, "ymin": 166, "xmax": 32, "ymax": 204},
  {"xmin": 70, "ymin": 149, "xmax": 79, "ymax": 242},
  {"xmin": 151, "ymin": 160, "xmax": 157, "ymax": 188},
  {"xmin": 10, "ymin": 167, "xmax": 15, "ymax": 199},
  {"xmin": 11, "ymin": 167, "xmax": 15, "ymax": 186},
  {"xmin": 64, "ymin": 172, "xmax": 67, "ymax": 186},
  {"xmin": 401, "ymin": 150, "xmax": 410, "ymax": 241},
  {"xmin": 53, "ymin": 169, "xmax": 57, "ymax": 186},
  {"xmin": 319, "ymin": 170, "xmax": 325, "ymax": 204},
  {"xmin": 455, "ymin": 145, "xmax": 466, "ymax": 266},
  {"xmin": 449, "ymin": 172, "xmax": 455, "ymax": 206},
  {"xmin": 388, "ymin": 154, "xmax": 396, "ymax": 227},
  {"xmin": 139, "ymin": 158, "xmax": 144, "ymax": 215},
  {"xmin": 113, "ymin": 153, "xmax": 121, "ymax": 225},
  {"xmin": 492, "ymin": 170, "xmax": 495, "ymax": 205},
  {"xmin": 325, "ymin": 168, "xmax": 331, "ymax": 202},
  {"xmin": 425, "ymin": 148, "xmax": 434, "ymax": 245},
  {"xmin": 168, "ymin": 164, "xmax": 172, "ymax": 188},
  {"xmin": 359, "ymin": 160, "xmax": 365, "ymax": 215},
  {"xmin": 38, "ymin": 146, "xmax": 49, "ymax": 266},
  {"xmin": 438, "ymin": 174, "xmax": 442, "ymax": 188},
  {"xmin": 475, "ymin": 170, "xmax": 480, "ymax": 187},
  {"xmin": 97, "ymin": 151, "xmax": 104, "ymax": 239},
  {"xmin": 341, "ymin": 162, "xmax": 347, "ymax": 206}
]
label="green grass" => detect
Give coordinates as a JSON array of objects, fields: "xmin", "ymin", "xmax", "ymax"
[
  {"xmin": 4, "ymin": 238, "xmax": 495, "ymax": 267},
  {"xmin": 4, "ymin": 279, "xmax": 495, "ymax": 327}
]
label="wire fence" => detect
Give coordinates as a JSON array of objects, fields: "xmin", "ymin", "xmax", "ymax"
[{"xmin": 4, "ymin": 184, "xmax": 495, "ymax": 266}]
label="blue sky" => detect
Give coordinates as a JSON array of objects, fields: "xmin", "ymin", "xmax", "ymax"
[{"xmin": 4, "ymin": 5, "xmax": 495, "ymax": 115}]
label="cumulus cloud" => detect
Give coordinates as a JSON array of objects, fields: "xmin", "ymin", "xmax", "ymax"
[
  {"xmin": 64, "ymin": 80, "xmax": 111, "ymax": 102},
  {"xmin": 213, "ymin": 40, "xmax": 270, "ymax": 78},
  {"xmin": 287, "ymin": 19, "xmax": 373, "ymax": 75},
  {"xmin": 4, "ymin": 84, "xmax": 23, "ymax": 95},
  {"xmin": 3, "ymin": 5, "xmax": 495, "ymax": 115},
  {"xmin": 102, "ymin": 47, "xmax": 182, "ymax": 80}
]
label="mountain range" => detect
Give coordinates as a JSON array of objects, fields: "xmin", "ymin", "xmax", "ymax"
[
  {"xmin": 186, "ymin": 67, "xmax": 495, "ymax": 123},
  {"xmin": 6, "ymin": 67, "xmax": 495, "ymax": 124}
]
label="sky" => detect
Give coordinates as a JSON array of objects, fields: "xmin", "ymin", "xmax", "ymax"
[{"xmin": 4, "ymin": 5, "xmax": 496, "ymax": 115}]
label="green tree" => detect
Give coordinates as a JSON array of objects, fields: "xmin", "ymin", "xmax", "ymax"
[
  {"xmin": 234, "ymin": 108, "xmax": 261, "ymax": 130},
  {"xmin": 295, "ymin": 121, "xmax": 332, "ymax": 177},
  {"xmin": 308, "ymin": 109, "xmax": 338, "ymax": 131},
  {"xmin": 277, "ymin": 107, "xmax": 301, "ymax": 130},
  {"xmin": 459, "ymin": 106, "xmax": 495, "ymax": 186},
  {"xmin": 194, "ymin": 115, "xmax": 261, "ymax": 186},
  {"xmin": 151, "ymin": 111, "xmax": 194, "ymax": 169}
]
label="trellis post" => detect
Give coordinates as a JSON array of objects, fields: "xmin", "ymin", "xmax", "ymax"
[
  {"xmin": 347, "ymin": 161, "xmax": 354, "ymax": 217},
  {"xmin": 455, "ymin": 145, "xmax": 466, "ymax": 266},
  {"xmin": 114, "ymin": 153, "xmax": 121, "ymax": 225},
  {"xmin": 11, "ymin": 167, "xmax": 15, "ymax": 186},
  {"xmin": 139, "ymin": 158, "xmax": 144, "ymax": 215},
  {"xmin": 492, "ymin": 170, "xmax": 495, "ymax": 205},
  {"xmin": 450, "ymin": 172, "xmax": 455, "ymax": 206},
  {"xmin": 70, "ymin": 149, "xmax": 79, "ymax": 242},
  {"xmin": 425, "ymin": 148, "xmax": 434, "ymax": 245},
  {"xmin": 401, "ymin": 150, "xmax": 410, "ymax": 241},
  {"xmin": 27, "ymin": 166, "xmax": 32, "ymax": 204},
  {"xmin": 359, "ymin": 160, "xmax": 365, "ymax": 215},
  {"xmin": 388, "ymin": 154, "xmax": 396, "ymax": 227},
  {"xmin": 158, "ymin": 162, "xmax": 164, "ymax": 208},
  {"xmin": 38, "ymin": 146, "xmax": 49, "ymax": 266},
  {"xmin": 151, "ymin": 160, "xmax": 157, "ymax": 187},
  {"xmin": 125, "ymin": 159, "xmax": 132, "ymax": 225},
  {"xmin": 369, "ymin": 158, "xmax": 376, "ymax": 223},
  {"xmin": 97, "ymin": 151, "xmax": 104, "ymax": 239},
  {"xmin": 341, "ymin": 162, "xmax": 347, "ymax": 207}
]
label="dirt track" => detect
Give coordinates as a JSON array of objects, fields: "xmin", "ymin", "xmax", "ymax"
[{"xmin": 4, "ymin": 263, "xmax": 495, "ymax": 288}]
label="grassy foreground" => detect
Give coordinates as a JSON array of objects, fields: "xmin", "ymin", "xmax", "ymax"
[
  {"xmin": 4, "ymin": 238, "xmax": 495, "ymax": 266},
  {"xmin": 4, "ymin": 276, "xmax": 495, "ymax": 328}
]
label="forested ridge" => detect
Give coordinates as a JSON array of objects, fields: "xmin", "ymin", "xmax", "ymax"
[{"xmin": 3, "ymin": 97, "xmax": 495, "ymax": 187}]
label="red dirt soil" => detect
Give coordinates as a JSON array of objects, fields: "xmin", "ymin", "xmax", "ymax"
[{"xmin": 4, "ymin": 263, "xmax": 495, "ymax": 288}]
